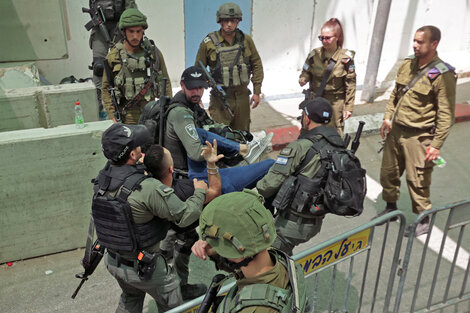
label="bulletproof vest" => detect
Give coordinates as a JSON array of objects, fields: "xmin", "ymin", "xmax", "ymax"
[
  {"xmin": 113, "ymin": 40, "xmax": 161, "ymax": 102},
  {"xmin": 92, "ymin": 163, "xmax": 170, "ymax": 252},
  {"xmin": 208, "ymin": 30, "xmax": 251, "ymax": 88},
  {"xmin": 164, "ymin": 93, "xmax": 215, "ymax": 171},
  {"xmin": 93, "ymin": 0, "xmax": 124, "ymax": 21},
  {"xmin": 217, "ymin": 250, "xmax": 307, "ymax": 313}
]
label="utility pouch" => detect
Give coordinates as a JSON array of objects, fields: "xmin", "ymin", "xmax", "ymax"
[
  {"xmin": 272, "ymin": 175, "xmax": 297, "ymax": 212},
  {"xmin": 240, "ymin": 64, "xmax": 249, "ymax": 84},
  {"xmin": 291, "ymin": 174, "xmax": 324, "ymax": 214},
  {"xmin": 222, "ymin": 67, "xmax": 230, "ymax": 87},
  {"xmin": 137, "ymin": 250, "xmax": 158, "ymax": 281},
  {"xmin": 232, "ymin": 66, "xmax": 240, "ymax": 86}
]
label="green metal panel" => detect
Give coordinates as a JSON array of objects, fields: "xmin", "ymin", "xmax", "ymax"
[{"xmin": 0, "ymin": 0, "xmax": 68, "ymax": 61}]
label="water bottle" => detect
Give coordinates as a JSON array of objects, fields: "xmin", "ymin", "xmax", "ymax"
[
  {"xmin": 74, "ymin": 100, "xmax": 85, "ymax": 129},
  {"xmin": 432, "ymin": 156, "xmax": 447, "ymax": 168}
]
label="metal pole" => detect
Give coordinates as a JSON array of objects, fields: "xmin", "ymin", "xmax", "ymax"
[{"xmin": 361, "ymin": 0, "xmax": 393, "ymax": 103}]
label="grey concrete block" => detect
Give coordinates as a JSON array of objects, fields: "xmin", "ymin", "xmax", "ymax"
[
  {"xmin": 0, "ymin": 87, "xmax": 43, "ymax": 132},
  {"xmin": 40, "ymin": 82, "xmax": 99, "ymax": 127},
  {"xmin": 0, "ymin": 62, "xmax": 41, "ymax": 89},
  {"xmin": 0, "ymin": 82, "xmax": 100, "ymax": 132},
  {"xmin": 0, "ymin": 121, "xmax": 112, "ymax": 263}
]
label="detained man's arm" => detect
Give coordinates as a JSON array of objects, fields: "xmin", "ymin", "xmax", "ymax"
[{"xmin": 201, "ymin": 139, "xmax": 223, "ymax": 203}]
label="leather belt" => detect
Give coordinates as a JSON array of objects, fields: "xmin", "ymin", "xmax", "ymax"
[
  {"xmin": 282, "ymin": 211, "xmax": 320, "ymax": 224},
  {"xmin": 107, "ymin": 250, "xmax": 136, "ymax": 268},
  {"xmin": 395, "ymin": 123, "xmax": 434, "ymax": 134}
]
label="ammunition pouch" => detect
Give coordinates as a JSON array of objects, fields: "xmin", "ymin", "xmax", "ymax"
[{"xmin": 273, "ymin": 174, "xmax": 327, "ymax": 216}]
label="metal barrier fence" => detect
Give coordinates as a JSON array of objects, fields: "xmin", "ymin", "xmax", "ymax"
[
  {"xmin": 393, "ymin": 199, "xmax": 470, "ymax": 313},
  {"xmin": 167, "ymin": 200, "xmax": 470, "ymax": 313}
]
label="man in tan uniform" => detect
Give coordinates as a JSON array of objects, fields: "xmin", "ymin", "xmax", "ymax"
[
  {"xmin": 102, "ymin": 8, "xmax": 172, "ymax": 124},
  {"xmin": 376, "ymin": 25, "xmax": 456, "ymax": 237},
  {"xmin": 195, "ymin": 2, "xmax": 264, "ymax": 132}
]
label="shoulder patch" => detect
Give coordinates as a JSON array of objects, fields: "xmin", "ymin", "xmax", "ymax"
[
  {"xmin": 435, "ymin": 62, "xmax": 449, "ymax": 74},
  {"xmin": 157, "ymin": 184, "xmax": 174, "ymax": 196},
  {"xmin": 342, "ymin": 57, "xmax": 351, "ymax": 64},
  {"xmin": 185, "ymin": 124, "xmax": 199, "ymax": 141},
  {"xmin": 203, "ymin": 36, "xmax": 211, "ymax": 44},
  {"xmin": 348, "ymin": 64, "xmax": 355, "ymax": 73},
  {"xmin": 183, "ymin": 114, "xmax": 194, "ymax": 120},
  {"xmin": 302, "ymin": 63, "xmax": 309, "ymax": 71},
  {"xmin": 280, "ymin": 147, "xmax": 292, "ymax": 156},
  {"xmin": 345, "ymin": 50, "xmax": 355, "ymax": 59},
  {"xmin": 275, "ymin": 156, "xmax": 289, "ymax": 165}
]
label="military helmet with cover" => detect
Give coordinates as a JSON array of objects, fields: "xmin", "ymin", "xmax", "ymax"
[
  {"xmin": 216, "ymin": 2, "xmax": 242, "ymax": 23},
  {"xmin": 199, "ymin": 190, "xmax": 276, "ymax": 259},
  {"xmin": 119, "ymin": 8, "xmax": 148, "ymax": 30}
]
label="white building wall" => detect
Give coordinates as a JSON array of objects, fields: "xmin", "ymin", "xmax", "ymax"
[{"xmin": 36, "ymin": 0, "xmax": 470, "ymax": 99}]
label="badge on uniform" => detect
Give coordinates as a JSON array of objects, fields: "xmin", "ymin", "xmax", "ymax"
[
  {"xmin": 185, "ymin": 124, "xmax": 199, "ymax": 141},
  {"xmin": 348, "ymin": 64, "xmax": 355, "ymax": 73},
  {"xmin": 184, "ymin": 114, "xmax": 194, "ymax": 120},
  {"xmin": 342, "ymin": 58, "xmax": 351, "ymax": 64},
  {"xmin": 303, "ymin": 63, "xmax": 309, "ymax": 71},
  {"xmin": 280, "ymin": 147, "xmax": 292, "ymax": 156},
  {"xmin": 275, "ymin": 156, "xmax": 289, "ymax": 165},
  {"xmin": 203, "ymin": 36, "xmax": 211, "ymax": 44}
]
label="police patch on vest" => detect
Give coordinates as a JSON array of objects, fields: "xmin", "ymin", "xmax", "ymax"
[
  {"xmin": 185, "ymin": 124, "xmax": 199, "ymax": 141},
  {"xmin": 275, "ymin": 156, "xmax": 289, "ymax": 165}
]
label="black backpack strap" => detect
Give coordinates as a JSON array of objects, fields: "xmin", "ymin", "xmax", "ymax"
[
  {"xmin": 117, "ymin": 173, "xmax": 148, "ymax": 202},
  {"xmin": 294, "ymin": 137, "xmax": 329, "ymax": 176}
]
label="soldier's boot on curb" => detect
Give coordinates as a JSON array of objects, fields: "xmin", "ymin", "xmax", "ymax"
[
  {"xmin": 404, "ymin": 216, "xmax": 430, "ymax": 238},
  {"xmin": 374, "ymin": 202, "xmax": 399, "ymax": 225},
  {"xmin": 181, "ymin": 283, "xmax": 208, "ymax": 300}
]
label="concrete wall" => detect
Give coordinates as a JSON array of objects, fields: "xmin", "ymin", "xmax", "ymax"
[
  {"xmin": 34, "ymin": 0, "xmax": 470, "ymax": 98},
  {"xmin": 0, "ymin": 121, "xmax": 111, "ymax": 263}
]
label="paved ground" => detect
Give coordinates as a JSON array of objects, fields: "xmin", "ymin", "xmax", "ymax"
[{"xmin": 1, "ymin": 86, "xmax": 470, "ymax": 312}]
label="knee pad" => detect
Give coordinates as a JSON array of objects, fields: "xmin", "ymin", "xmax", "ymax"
[{"xmin": 93, "ymin": 57, "xmax": 105, "ymax": 77}]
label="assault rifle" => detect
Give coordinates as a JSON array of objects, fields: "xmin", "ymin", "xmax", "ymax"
[
  {"xmin": 71, "ymin": 240, "xmax": 105, "ymax": 299},
  {"xmin": 351, "ymin": 121, "xmax": 365, "ymax": 154},
  {"xmin": 198, "ymin": 274, "xmax": 226, "ymax": 313},
  {"xmin": 82, "ymin": 0, "xmax": 111, "ymax": 43},
  {"xmin": 103, "ymin": 61, "xmax": 121, "ymax": 122},
  {"xmin": 158, "ymin": 77, "xmax": 169, "ymax": 145},
  {"xmin": 198, "ymin": 61, "xmax": 234, "ymax": 117}
]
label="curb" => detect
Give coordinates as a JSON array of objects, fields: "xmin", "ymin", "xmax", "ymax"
[{"xmin": 263, "ymin": 102, "xmax": 470, "ymax": 151}]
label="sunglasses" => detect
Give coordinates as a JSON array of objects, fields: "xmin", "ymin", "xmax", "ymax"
[{"xmin": 318, "ymin": 35, "xmax": 335, "ymax": 41}]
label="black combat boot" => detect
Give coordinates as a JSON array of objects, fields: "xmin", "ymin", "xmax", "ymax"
[{"xmin": 374, "ymin": 202, "xmax": 399, "ymax": 225}]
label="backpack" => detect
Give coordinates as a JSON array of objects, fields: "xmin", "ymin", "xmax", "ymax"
[
  {"xmin": 273, "ymin": 128, "xmax": 366, "ymax": 217},
  {"xmin": 138, "ymin": 99, "xmax": 179, "ymax": 145}
]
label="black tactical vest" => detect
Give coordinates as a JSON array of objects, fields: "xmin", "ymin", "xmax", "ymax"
[{"xmin": 92, "ymin": 163, "xmax": 170, "ymax": 252}]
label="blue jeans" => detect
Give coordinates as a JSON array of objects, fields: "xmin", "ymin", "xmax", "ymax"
[{"xmin": 188, "ymin": 129, "xmax": 275, "ymax": 193}]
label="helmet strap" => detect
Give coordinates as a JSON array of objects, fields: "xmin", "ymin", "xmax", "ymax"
[{"xmin": 223, "ymin": 253, "xmax": 257, "ymax": 271}]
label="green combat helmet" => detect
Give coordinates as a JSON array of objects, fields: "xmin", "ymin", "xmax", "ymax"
[
  {"xmin": 119, "ymin": 8, "xmax": 148, "ymax": 30},
  {"xmin": 199, "ymin": 190, "xmax": 276, "ymax": 259},
  {"xmin": 216, "ymin": 2, "xmax": 242, "ymax": 23}
]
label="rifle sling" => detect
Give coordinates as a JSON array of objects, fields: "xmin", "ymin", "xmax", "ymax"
[{"xmin": 315, "ymin": 59, "xmax": 336, "ymax": 97}]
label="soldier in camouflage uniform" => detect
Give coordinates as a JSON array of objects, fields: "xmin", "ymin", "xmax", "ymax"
[
  {"xmin": 192, "ymin": 190, "xmax": 308, "ymax": 313},
  {"xmin": 102, "ymin": 8, "xmax": 172, "ymax": 124},
  {"xmin": 256, "ymin": 98, "xmax": 342, "ymax": 255},
  {"xmin": 299, "ymin": 18, "xmax": 356, "ymax": 137},
  {"xmin": 376, "ymin": 26, "xmax": 456, "ymax": 237},
  {"xmin": 195, "ymin": 2, "xmax": 264, "ymax": 132},
  {"xmin": 87, "ymin": 0, "xmax": 137, "ymax": 119}
]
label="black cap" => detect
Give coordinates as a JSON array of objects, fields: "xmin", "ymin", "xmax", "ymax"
[
  {"xmin": 299, "ymin": 97, "xmax": 333, "ymax": 124},
  {"xmin": 181, "ymin": 66, "xmax": 209, "ymax": 89},
  {"xmin": 101, "ymin": 123, "xmax": 152, "ymax": 162}
]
